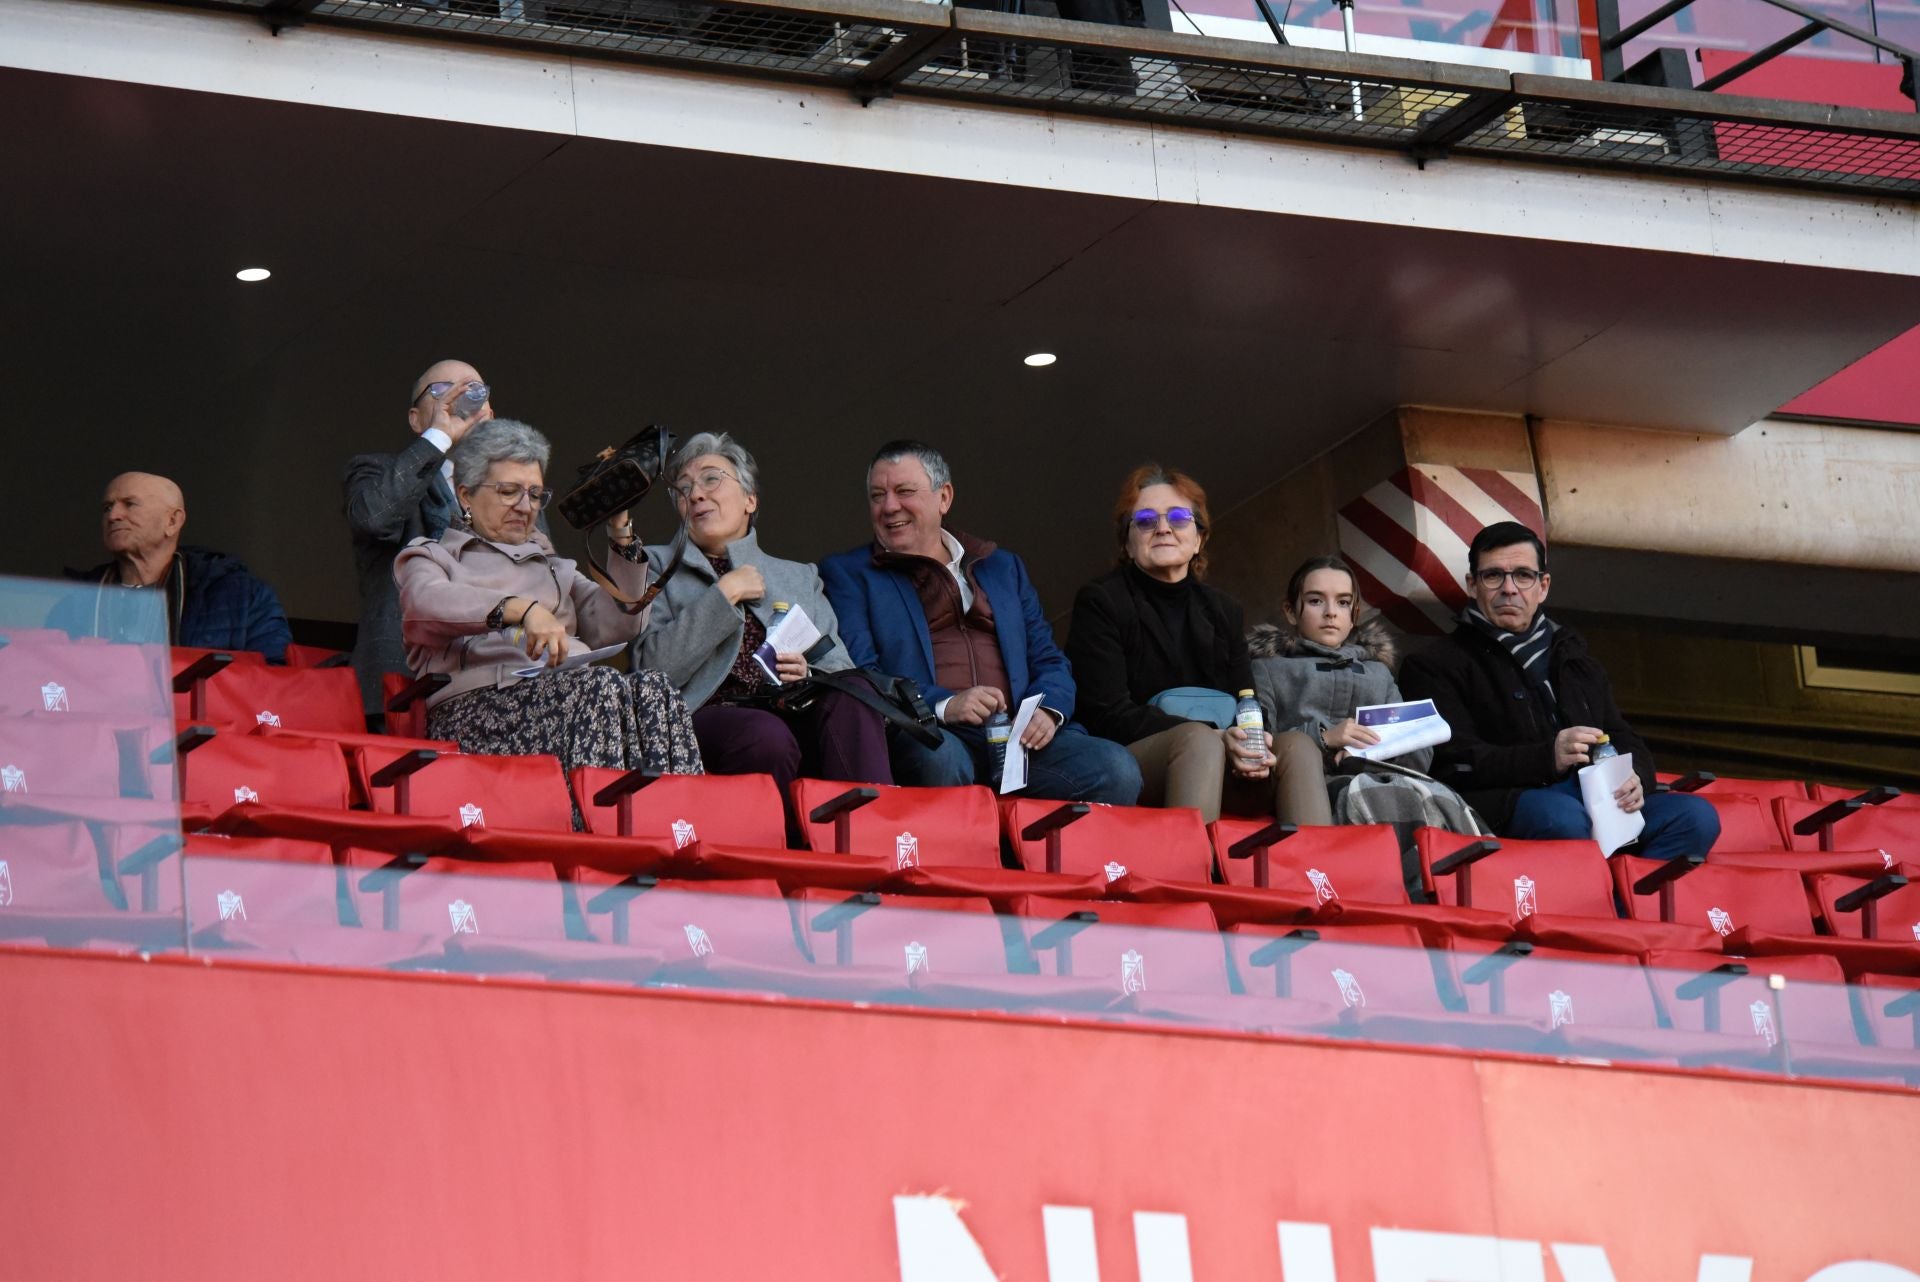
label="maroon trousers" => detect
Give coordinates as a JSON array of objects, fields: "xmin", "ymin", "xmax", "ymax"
[{"xmin": 690, "ymin": 689, "xmax": 893, "ymax": 837}]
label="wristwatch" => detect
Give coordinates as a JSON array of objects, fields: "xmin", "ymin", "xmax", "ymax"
[{"xmin": 486, "ymin": 597, "xmax": 512, "ymax": 631}]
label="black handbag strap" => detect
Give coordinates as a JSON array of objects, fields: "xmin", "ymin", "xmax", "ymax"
[
  {"xmin": 584, "ymin": 525, "xmax": 689, "ymax": 615},
  {"xmin": 800, "ymin": 668, "xmax": 944, "ymax": 749}
]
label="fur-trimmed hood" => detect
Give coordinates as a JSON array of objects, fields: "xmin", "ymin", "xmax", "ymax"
[{"xmin": 1247, "ymin": 614, "xmax": 1399, "ymax": 671}]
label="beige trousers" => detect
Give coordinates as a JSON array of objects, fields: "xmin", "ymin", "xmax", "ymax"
[{"xmin": 1126, "ymin": 721, "xmax": 1333, "ymax": 826}]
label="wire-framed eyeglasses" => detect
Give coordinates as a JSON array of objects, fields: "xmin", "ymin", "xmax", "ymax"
[
  {"xmin": 670, "ymin": 469, "xmax": 740, "ymax": 503},
  {"xmin": 472, "ymin": 482, "xmax": 554, "ymax": 510},
  {"xmin": 1130, "ymin": 506, "xmax": 1199, "ymax": 532}
]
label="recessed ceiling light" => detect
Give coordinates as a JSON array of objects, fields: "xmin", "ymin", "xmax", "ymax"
[
  {"xmin": 1023, "ymin": 352, "xmax": 1056, "ymax": 367},
  {"xmin": 235, "ymin": 267, "xmax": 272, "ymax": 283}
]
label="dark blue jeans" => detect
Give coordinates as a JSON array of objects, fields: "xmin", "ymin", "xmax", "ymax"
[
  {"xmin": 890, "ymin": 721, "xmax": 1142, "ymax": 805},
  {"xmin": 1507, "ymin": 775, "xmax": 1721, "ymax": 860}
]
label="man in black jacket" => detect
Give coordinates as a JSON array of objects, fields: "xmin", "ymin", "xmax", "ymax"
[
  {"xmin": 341, "ymin": 359, "xmax": 493, "ymax": 714},
  {"xmin": 1399, "ymin": 521, "xmax": 1718, "ymax": 859}
]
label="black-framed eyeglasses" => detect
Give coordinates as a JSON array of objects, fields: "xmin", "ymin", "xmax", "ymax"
[
  {"xmin": 1474, "ymin": 567, "xmax": 1543, "ymax": 590},
  {"xmin": 1130, "ymin": 506, "xmax": 1198, "ymax": 532},
  {"xmin": 670, "ymin": 469, "xmax": 739, "ymax": 503},
  {"xmin": 472, "ymin": 482, "xmax": 554, "ymax": 509}
]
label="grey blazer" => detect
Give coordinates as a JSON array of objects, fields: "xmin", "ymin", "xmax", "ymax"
[
  {"xmin": 343, "ymin": 434, "xmax": 457, "ymax": 713},
  {"xmin": 639, "ymin": 526, "xmax": 853, "ymax": 710}
]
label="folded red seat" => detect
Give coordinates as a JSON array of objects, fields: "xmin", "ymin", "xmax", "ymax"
[
  {"xmin": 790, "ymin": 779, "xmax": 1106, "ymax": 903},
  {"xmin": 570, "ymin": 767, "xmax": 887, "ymax": 891},
  {"xmin": 1645, "ymin": 949, "xmax": 1920, "ymax": 1084},
  {"xmin": 1778, "ymin": 792, "xmax": 1918, "ymax": 862},
  {"xmin": 1810, "ymin": 867, "xmax": 1920, "ymax": 941},
  {"xmin": 174, "ymin": 656, "xmax": 363, "ymax": 735},
  {"xmin": 0, "ymin": 819, "xmax": 182, "ymax": 950},
  {"xmin": 1006, "ymin": 800, "xmax": 1320, "ymax": 925},
  {"xmin": 1617, "ymin": 854, "xmax": 1920, "ymax": 978},
  {"xmin": 1447, "ymin": 935, "xmax": 1770, "ymax": 1066},
  {"xmin": 1418, "ymin": 829, "xmax": 1720, "ymax": 955}
]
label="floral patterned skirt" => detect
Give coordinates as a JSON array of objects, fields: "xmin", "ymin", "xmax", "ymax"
[{"xmin": 428, "ymin": 667, "xmax": 703, "ymax": 827}]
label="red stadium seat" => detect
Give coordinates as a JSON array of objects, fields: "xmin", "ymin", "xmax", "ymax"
[
  {"xmin": 1, "ymin": 639, "xmax": 169, "ymax": 718},
  {"xmin": 0, "ymin": 820, "xmax": 179, "ymax": 949},
  {"xmin": 1777, "ymin": 795, "xmax": 1920, "ymax": 860},
  {"xmin": 182, "ymin": 729, "xmax": 355, "ymax": 814},
  {"xmin": 1448, "ymin": 937, "xmax": 1769, "ymax": 1065},
  {"xmin": 344, "ymin": 850, "xmax": 574, "ymax": 965},
  {"xmin": 259, "ymin": 727, "xmax": 456, "ymax": 809},
  {"xmin": 793, "ymin": 779, "xmax": 1000, "ymax": 869},
  {"xmin": 573, "ymin": 877, "xmax": 811, "ymax": 990},
  {"xmin": 1645, "ymin": 950, "xmax": 1919, "ymax": 1083},
  {"xmin": 1616, "ymin": 854, "xmax": 1920, "ymax": 977},
  {"xmin": 284, "ymin": 644, "xmax": 351, "ymax": 670},
  {"xmin": 183, "ymin": 661, "xmax": 363, "ymax": 735},
  {"xmin": 1856, "ymin": 973, "xmax": 1920, "ymax": 1051},
  {"xmin": 1810, "ymin": 868, "xmax": 1920, "ymax": 940},
  {"xmin": 365, "ymin": 750, "xmax": 573, "ymax": 832},
  {"xmin": 792, "ymin": 887, "xmax": 1009, "ymax": 986},
  {"xmin": 1662, "ymin": 773, "xmax": 1810, "ymax": 804},
  {"xmin": 1003, "ymin": 800, "xmax": 1213, "ymax": 884},
  {"xmin": 1696, "ymin": 793, "xmax": 1788, "ymax": 851},
  {"xmin": 0, "ymin": 715, "xmax": 135, "ymax": 800},
  {"xmin": 1811, "ymin": 783, "xmax": 1920, "ymax": 809},
  {"xmin": 1418, "ymin": 829, "xmax": 1720, "ymax": 954},
  {"xmin": 1011, "ymin": 895, "xmax": 1223, "ymax": 992},
  {"xmin": 571, "ymin": 767, "xmax": 785, "ymax": 847}
]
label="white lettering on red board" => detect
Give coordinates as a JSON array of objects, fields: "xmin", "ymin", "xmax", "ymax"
[{"xmin": 891, "ymin": 1198, "xmax": 1920, "ymax": 1282}]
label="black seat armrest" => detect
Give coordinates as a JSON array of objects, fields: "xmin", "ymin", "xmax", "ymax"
[
  {"xmin": 384, "ymin": 672, "xmax": 450, "ymax": 712},
  {"xmin": 1227, "ymin": 820, "xmax": 1297, "ymax": 889},
  {"xmin": 809, "ymin": 787, "xmax": 881, "ymax": 854},
  {"xmin": 1021, "ymin": 803, "xmax": 1091, "ymax": 875}
]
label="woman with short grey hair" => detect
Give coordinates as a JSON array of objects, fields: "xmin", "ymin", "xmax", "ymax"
[
  {"xmin": 396, "ymin": 418, "xmax": 702, "ymax": 818},
  {"xmin": 639, "ymin": 430, "xmax": 889, "ymax": 834}
]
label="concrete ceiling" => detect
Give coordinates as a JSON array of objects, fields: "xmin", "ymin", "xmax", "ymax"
[{"xmin": 7, "ymin": 63, "xmax": 1919, "ymax": 631}]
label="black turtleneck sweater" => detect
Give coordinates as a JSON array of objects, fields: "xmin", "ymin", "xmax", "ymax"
[{"xmin": 1065, "ymin": 562, "xmax": 1252, "ymax": 746}]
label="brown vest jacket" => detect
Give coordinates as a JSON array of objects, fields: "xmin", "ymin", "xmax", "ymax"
[{"xmin": 874, "ymin": 533, "xmax": 1011, "ymax": 708}]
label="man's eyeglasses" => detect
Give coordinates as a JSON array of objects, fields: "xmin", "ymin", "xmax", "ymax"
[
  {"xmin": 1474, "ymin": 567, "xmax": 1543, "ymax": 590},
  {"xmin": 473, "ymin": 482, "xmax": 554, "ymax": 509},
  {"xmin": 1130, "ymin": 506, "xmax": 1199, "ymax": 532},
  {"xmin": 670, "ymin": 469, "xmax": 739, "ymax": 503},
  {"xmin": 417, "ymin": 380, "xmax": 490, "ymax": 405}
]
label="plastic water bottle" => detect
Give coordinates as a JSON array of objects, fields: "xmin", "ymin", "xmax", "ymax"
[
  {"xmin": 752, "ymin": 601, "xmax": 791, "ymax": 683},
  {"xmin": 454, "ymin": 381, "xmax": 490, "ymax": 420},
  {"xmin": 985, "ymin": 709, "xmax": 1013, "ymax": 784},
  {"xmin": 1590, "ymin": 734, "xmax": 1617, "ymax": 762},
  {"xmin": 1234, "ymin": 689, "xmax": 1264, "ymax": 766}
]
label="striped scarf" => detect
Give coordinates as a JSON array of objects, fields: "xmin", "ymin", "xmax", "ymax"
[{"xmin": 1465, "ymin": 605, "xmax": 1558, "ymax": 703}]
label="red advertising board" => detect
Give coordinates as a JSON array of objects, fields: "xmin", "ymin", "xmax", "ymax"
[{"xmin": 1, "ymin": 947, "xmax": 1916, "ymax": 1281}]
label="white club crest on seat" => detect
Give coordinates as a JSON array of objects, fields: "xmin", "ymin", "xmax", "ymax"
[
  {"xmin": 1548, "ymin": 989, "xmax": 1574, "ymax": 1028},
  {"xmin": 1103, "ymin": 861, "xmax": 1127, "ymax": 883},
  {"xmin": 905, "ymin": 941, "xmax": 929, "ymax": 976},
  {"xmin": 448, "ymin": 899, "xmax": 478, "ymax": 934},
  {"xmin": 1119, "ymin": 948, "xmax": 1146, "ymax": 994},
  {"xmin": 233, "ymin": 785, "xmax": 260, "ymax": 805},
  {"xmin": 894, "ymin": 831, "xmax": 920, "ymax": 869},
  {"xmin": 216, "ymin": 889, "xmax": 247, "ymax": 922},
  {"xmin": 1331, "ymin": 967, "xmax": 1365, "ymax": 1008},
  {"xmin": 1, "ymin": 765, "xmax": 25, "ymax": 794},
  {"xmin": 1749, "ymin": 999, "xmax": 1777, "ymax": 1047},
  {"xmin": 254, "ymin": 709, "xmax": 283, "ymax": 728},
  {"xmin": 0, "ymin": 860, "xmax": 12, "ymax": 907},
  {"xmin": 670, "ymin": 818, "xmax": 697, "ymax": 850},
  {"xmin": 1305, "ymin": 868, "xmax": 1338, "ymax": 903},
  {"xmin": 458, "ymin": 802, "xmax": 484, "ymax": 828},
  {"xmin": 40, "ymin": 681, "xmax": 69, "ymax": 712},
  {"xmin": 1514, "ymin": 875, "xmax": 1538, "ymax": 918},
  {"xmin": 683, "ymin": 923, "xmax": 714, "ymax": 957},
  {"xmin": 1706, "ymin": 907, "xmax": 1733, "ymax": 937}
]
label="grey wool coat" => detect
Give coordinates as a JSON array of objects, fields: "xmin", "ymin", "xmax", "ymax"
[
  {"xmin": 1248, "ymin": 616, "xmax": 1431, "ymax": 773},
  {"xmin": 638, "ymin": 526, "xmax": 853, "ymax": 711}
]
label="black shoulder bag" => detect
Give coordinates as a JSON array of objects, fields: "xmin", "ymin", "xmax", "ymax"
[{"xmin": 557, "ymin": 425, "xmax": 687, "ymax": 614}]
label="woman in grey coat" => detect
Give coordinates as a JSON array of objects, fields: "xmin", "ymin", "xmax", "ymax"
[
  {"xmin": 1251, "ymin": 556, "xmax": 1486, "ymax": 833},
  {"xmin": 638, "ymin": 432, "xmax": 891, "ymax": 813}
]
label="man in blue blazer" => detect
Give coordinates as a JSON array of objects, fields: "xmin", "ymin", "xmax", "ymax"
[{"xmin": 820, "ymin": 441, "xmax": 1140, "ymax": 804}]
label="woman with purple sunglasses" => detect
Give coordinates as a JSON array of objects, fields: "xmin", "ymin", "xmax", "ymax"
[{"xmin": 1065, "ymin": 464, "xmax": 1330, "ymax": 826}]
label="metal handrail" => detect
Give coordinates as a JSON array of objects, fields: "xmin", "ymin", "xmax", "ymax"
[{"xmin": 1595, "ymin": 0, "xmax": 1918, "ymax": 106}]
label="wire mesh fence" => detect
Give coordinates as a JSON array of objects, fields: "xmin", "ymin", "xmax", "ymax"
[{"xmin": 152, "ymin": 0, "xmax": 1920, "ymax": 196}]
